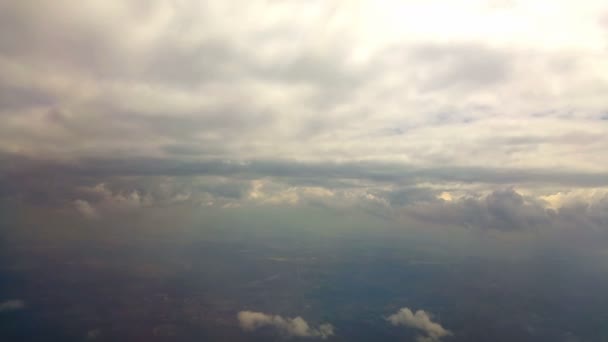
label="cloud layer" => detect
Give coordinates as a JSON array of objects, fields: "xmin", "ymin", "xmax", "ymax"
[
  {"xmin": 237, "ymin": 311, "xmax": 334, "ymax": 339},
  {"xmin": 1, "ymin": 1, "xmax": 608, "ymax": 245},
  {"xmin": 0, "ymin": 0, "xmax": 607, "ymax": 172},
  {"xmin": 387, "ymin": 308, "xmax": 451, "ymax": 342}
]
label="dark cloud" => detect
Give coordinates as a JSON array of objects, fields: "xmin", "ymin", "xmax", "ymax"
[
  {"xmin": 403, "ymin": 189, "xmax": 608, "ymax": 233},
  {"xmin": 2, "ymin": 152, "xmax": 607, "ymax": 234},
  {"xmin": 377, "ymin": 188, "xmax": 440, "ymax": 207},
  {"xmin": 4, "ymin": 154, "xmax": 608, "ymax": 206},
  {"xmin": 0, "ymin": 155, "xmax": 594, "ymax": 184},
  {"xmin": 404, "ymin": 189, "xmax": 551, "ymax": 231},
  {"xmin": 556, "ymin": 196, "xmax": 608, "ymax": 230}
]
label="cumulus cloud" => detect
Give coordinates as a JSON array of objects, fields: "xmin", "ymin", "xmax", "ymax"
[
  {"xmin": 74, "ymin": 199, "xmax": 99, "ymax": 219},
  {"xmin": 387, "ymin": 308, "xmax": 451, "ymax": 342},
  {"xmin": 4, "ymin": 150, "xmax": 608, "ymax": 234},
  {"xmin": 70, "ymin": 183, "xmax": 154, "ymax": 218},
  {"xmin": 399, "ymin": 188, "xmax": 608, "ymax": 232},
  {"xmin": 405, "ymin": 189, "xmax": 552, "ymax": 231},
  {"xmin": 0, "ymin": 299, "xmax": 26, "ymax": 312},
  {"xmin": 237, "ymin": 311, "xmax": 334, "ymax": 339}
]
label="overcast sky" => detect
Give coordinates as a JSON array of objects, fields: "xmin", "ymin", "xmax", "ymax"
[{"xmin": 1, "ymin": 0, "xmax": 608, "ymax": 234}]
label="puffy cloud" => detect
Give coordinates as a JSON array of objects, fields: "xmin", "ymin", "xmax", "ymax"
[
  {"xmin": 237, "ymin": 311, "xmax": 334, "ymax": 339},
  {"xmin": 402, "ymin": 188, "xmax": 608, "ymax": 232},
  {"xmin": 0, "ymin": 299, "xmax": 26, "ymax": 312},
  {"xmin": 79, "ymin": 183, "xmax": 149, "ymax": 209},
  {"xmin": 246, "ymin": 179, "xmax": 335, "ymax": 206},
  {"xmin": 74, "ymin": 199, "xmax": 99, "ymax": 219},
  {"xmin": 3, "ymin": 149, "xmax": 608, "ymax": 234},
  {"xmin": 71, "ymin": 183, "xmax": 151, "ymax": 218},
  {"xmin": 387, "ymin": 308, "xmax": 451, "ymax": 342},
  {"xmin": 405, "ymin": 189, "xmax": 552, "ymax": 231}
]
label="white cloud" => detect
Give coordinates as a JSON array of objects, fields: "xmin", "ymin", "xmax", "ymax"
[
  {"xmin": 387, "ymin": 307, "xmax": 451, "ymax": 342},
  {"xmin": 73, "ymin": 183, "xmax": 152, "ymax": 218},
  {"xmin": 0, "ymin": 299, "xmax": 26, "ymax": 312},
  {"xmin": 237, "ymin": 310, "xmax": 334, "ymax": 339},
  {"xmin": 1, "ymin": 0, "xmax": 607, "ymax": 175},
  {"xmin": 74, "ymin": 199, "xmax": 99, "ymax": 219},
  {"xmin": 246, "ymin": 180, "xmax": 335, "ymax": 206},
  {"xmin": 83, "ymin": 183, "xmax": 148, "ymax": 209}
]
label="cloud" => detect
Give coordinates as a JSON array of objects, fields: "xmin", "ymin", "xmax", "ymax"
[
  {"xmin": 0, "ymin": 0, "xmax": 607, "ymax": 175},
  {"xmin": 3, "ymin": 149, "xmax": 608, "ymax": 234},
  {"xmin": 0, "ymin": 299, "xmax": 26, "ymax": 312},
  {"xmin": 74, "ymin": 199, "xmax": 99, "ymax": 219},
  {"xmin": 387, "ymin": 308, "xmax": 451, "ymax": 342},
  {"xmin": 71, "ymin": 183, "xmax": 151, "ymax": 218},
  {"xmin": 405, "ymin": 189, "xmax": 552, "ymax": 231},
  {"xmin": 0, "ymin": 1, "xmax": 607, "ymax": 235},
  {"xmin": 407, "ymin": 43, "xmax": 512, "ymax": 91},
  {"xmin": 237, "ymin": 311, "xmax": 334, "ymax": 339},
  {"xmin": 401, "ymin": 188, "xmax": 608, "ymax": 232}
]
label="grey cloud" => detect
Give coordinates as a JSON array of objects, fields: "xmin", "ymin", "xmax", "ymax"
[
  {"xmin": 387, "ymin": 307, "xmax": 451, "ymax": 342},
  {"xmin": 2, "ymin": 151, "xmax": 608, "ymax": 234},
  {"xmin": 0, "ymin": 0, "xmax": 360, "ymax": 88},
  {"xmin": 401, "ymin": 188, "xmax": 608, "ymax": 233},
  {"xmin": 0, "ymin": 2, "xmax": 129, "ymax": 77},
  {"xmin": 5, "ymin": 154, "xmax": 608, "ymax": 213},
  {"xmin": 1, "ymin": 0, "xmax": 608, "ymax": 237},
  {"xmin": 402, "ymin": 43, "xmax": 512, "ymax": 91},
  {"xmin": 237, "ymin": 311, "xmax": 334, "ymax": 339},
  {"xmin": 556, "ymin": 196, "xmax": 608, "ymax": 230},
  {"xmin": 406, "ymin": 189, "xmax": 552, "ymax": 231},
  {"xmin": 0, "ymin": 1, "xmax": 277, "ymax": 144},
  {"xmin": 162, "ymin": 143, "xmax": 216, "ymax": 156},
  {"xmin": 1, "ymin": 0, "xmax": 607, "ymax": 174},
  {"xmin": 0, "ymin": 78, "xmax": 56, "ymax": 111},
  {"xmin": 5, "ymin": 155, "xmax": 608, "ymax": 188},
  {"xmin": 378, "ymin": 188, "xmax": 440, "ymax": 207},
  {"xmin": 143, "ymin": 38, "xmax": 243, "ymax": 86},
  {"xmin": 486, "ymin": 131, "xmax": 606, "ymax": 154},
  {"xmin": 261, "ymin": 51, "xmax": 367, "ymax": 89},
  {"xmin": 102, "ymin": 108, "xmax": 274, "ymax": 140}
]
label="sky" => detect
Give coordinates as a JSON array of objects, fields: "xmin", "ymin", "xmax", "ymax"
[
  {"xmin": 0, "ymin": 0, "xmax": 607, "ymax": 233},
  {"xmin": 1, "ymin": 1, "xmax": 608, "ymax": 341}
]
